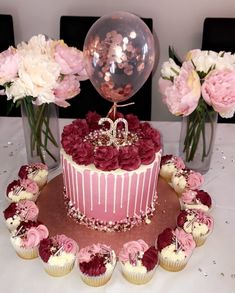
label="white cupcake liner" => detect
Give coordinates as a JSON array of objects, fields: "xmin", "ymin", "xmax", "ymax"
[
  {"xmin": 120, "ymin": 262, "xmax": 158, "ymax": 285},
  {"xmin": 78, "ymin": 266, "xmax": 115, "ymax": 287},
  {"xmin": 42, "ymin": 260, "xmax": 75, "ymax": 277},
  {"xmin": 10, "ymin": 239, "xmax": 38, "ymax": 259},
  {"xmin": 193, "ymin": 228, "xmax": 212, "ymax": 247},
  {"xmin": 159, "ymin": 253, "xmax": 190, "ymax": 272}
]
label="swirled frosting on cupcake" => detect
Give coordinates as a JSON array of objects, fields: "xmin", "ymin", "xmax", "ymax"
[
  {"xmin": 157, "ymin": 228, "xmax": 196, "ymax": 262},
  {"xmin": 3, "ymin": 200, "xmax": 39, "ymax": 231},
  {"xmin": 39, "ymin": 234, "xmax": 78, "ymax": 266},
  {"xmin": 181, "ymin": 189, "xmax": 212, "ymax": 212},
  {"xmin": 77, "ymin": 243, "xmax": 116, "ymax": 277},
  {"xmin": 6, "ymin": 179, "xmax": 39, "ymax": 202},
  {"xmin": 171, "ymin": 169, "xmax": 204, "ymax": 194},
  {"xmin": 177, "ymin": 209, "xmax": 214, "ymax": 239},
  {"xmin": 11, "ymin": 221, "xmax": 49, "ymax": 249},
  {"xmin": 18, "ymin": 163, "xmax": 48, "ymax": 189},
  {"xmin": 119, "ymin": 240, "xmax": 158, "ymax": 273},
  {"xmin": 160, "ymin": 155, "xmax": 185, "ymax": 181}
]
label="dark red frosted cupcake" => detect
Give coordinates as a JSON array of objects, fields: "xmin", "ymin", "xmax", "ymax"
[
  {"xmin": 77, "ymin": 243, "xmax": 116, "ymax": 287},
  {"xmin": 180, "ymin": 189, "xmax": 212, "ymax": 212},
  {"xmin": 118, "ymin": 239, "xmax": 158, "ymax": 284},
  {"xmin": 18, "ymin": 163, "xmax": 48, "ymax": 190},
  {"xmin": 3, "ymin": 200, "xmax": 39, "ymax": 231}
]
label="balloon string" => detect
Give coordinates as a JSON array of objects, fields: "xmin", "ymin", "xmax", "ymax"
[{"xmin": 106, "ymin": 102, "xmax": 135, "ymax": 119}]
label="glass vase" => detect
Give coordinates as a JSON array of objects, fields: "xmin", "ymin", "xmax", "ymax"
[
  {"xmin": 179, "ymin": 109, "xmax": 218, "ymax": 174},
  {"xmin": 21, "ymin": 100, "xmax": 60, "ymax": 170}
]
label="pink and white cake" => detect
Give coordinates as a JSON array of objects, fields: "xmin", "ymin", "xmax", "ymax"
[
  {"xmin": 3, "ymin": 200, "xmax": 39, "ymax": 231},
  {"xmin": 61, "ymin": 112, "xmax": 162, "ymax": 232}
]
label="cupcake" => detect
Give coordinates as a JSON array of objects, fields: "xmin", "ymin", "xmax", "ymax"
[
  {"xmin": 157, "ymin": 227, "xmax": 196, "ymax": 272},
  {"xmin": 177, "ymin": 209, "xmax": 214, "ymax": 246},
  {"xmin": 160, "ymin": 155, "xmax": 185, "ymax": 182},
  {"xmin": 10, "ymin": 220, "xmax": 49, "ymax": 259},
  {"xmin": 39, "ymin": 234, "xmax": 78, "ymax": 277},
  {"xmin": 77, "ymin": 243, "xmax": 116, "ymax": 287},
  {"xmin": 3, "ymin": 200, "xmax": 39, "ymax": 231},
  {"xmin": 180, "ymin": 189, "xmax": 212, "ymax": 212},
  {"xmin": 119, "ymin": 239, "xmax": 158, "ymax": 285},
  {"xmin": 171, "ymin": 169, "xmax": 204, "ymax": 195},
  {"xmin": 6, "ymin": 179, "xmax": 39, "ymax": 202},
  {"xmin": 18, "ymin": 163, "xmax": 48, "ymax": 190}
]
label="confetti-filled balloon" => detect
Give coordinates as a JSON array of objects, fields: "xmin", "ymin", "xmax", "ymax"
[{"xmin": 83, "ymin": 11, "xmax": 155, "ymax": 103}]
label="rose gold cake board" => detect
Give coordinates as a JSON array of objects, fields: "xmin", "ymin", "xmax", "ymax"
[{"xmin": 37, "ymin": 175, "xmax": 180, "ymax": 253}]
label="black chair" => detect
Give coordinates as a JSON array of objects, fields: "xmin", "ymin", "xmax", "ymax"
[
  {"xmin": 59, "ymin": 15, "xmax": 153, "ymax": 120},
  {"xmin": 0, "ymin": 14, "xmax": 20, "ymax": 116},
  {"xmin": 201, "ymin": 17, "xmax": 235, "ymax": 123}
]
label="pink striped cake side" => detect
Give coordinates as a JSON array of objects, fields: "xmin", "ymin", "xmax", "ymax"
[{"xmin": 61, "ymin": 150, "xmax": 161, "ymax": 223}]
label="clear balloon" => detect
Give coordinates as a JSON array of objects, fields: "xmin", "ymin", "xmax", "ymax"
[{"xmin": 83, "ymin": 11, "xmax": 155, "ymax": 103}]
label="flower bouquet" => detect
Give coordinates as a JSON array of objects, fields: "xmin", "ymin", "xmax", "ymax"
[
  {"xmin": 159, "ymin": 48, "xmax": 235, "ymax": 172},
  {"xmin": 0, "ymin": 35, "xmax": 88, "ymax": 169}
]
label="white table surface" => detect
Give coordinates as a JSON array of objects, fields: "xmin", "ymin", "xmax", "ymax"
[{"xmin": 0, "ymin": 117, "xmax": 235, "ymax": 293}]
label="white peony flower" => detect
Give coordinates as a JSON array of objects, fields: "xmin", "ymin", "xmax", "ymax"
[
  {"xmin": 216, "ymin": 52, "xmax": 235, "ymax": 70},
  {"xmin": 160, "ymin": 58, "xmax": 180, "ymax": 79},
  {"xmin": 186, "ymin": 49, "xmax": 218, "ymax": 74}
]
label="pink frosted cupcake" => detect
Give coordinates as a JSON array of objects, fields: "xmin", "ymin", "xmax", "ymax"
[
  {"xmin": 157, "ymin": 227, "xmax": 196, "ymax": 272},
  {"xmin": 6, "ymin": 179, "xmax": 39, "ymax": 202},
  {"xmin": 119, "ymin": 239, "xmax": 158, "ymax": 284},
  {"xmin": 3, "ymin": 200, "xmax": 39, "ymax": 232},
  {"xmin": 77, "ymin": 243, "xmax": 116, "ymax": 287},
  {"xmin": 160, "ymin": 155, "xmax": 185, "ymax": 182},
  {"xmin": 180, "ymin": 189, "xmax": 212, "ymax": 212},
  {"xmin": 177, "ymin": 209, "xmax": 214, "ymax": 246},
  {"xmin": 18, "ymin": 163, "xmax": 48, "ymax": 190},
  {"xmin": 171, "ymin": 169, "xmax": 204, "ymax": 195},
  {"xmin": 10, "ymin": 220, "xmax": 49, "ymax": 259},
  {"xmin": 39, "ymin": 234, "xmax": 78, "ymax": 277}
]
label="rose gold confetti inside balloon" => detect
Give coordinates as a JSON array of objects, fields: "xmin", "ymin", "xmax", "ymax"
[{"xmin": 83, "ymin": 11, "xmax": 155, "ymax": 115}]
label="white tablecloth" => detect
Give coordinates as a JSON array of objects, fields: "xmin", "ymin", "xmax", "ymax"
[{"xmin": 0, "ymin": 117, "xmax": 235, "ymax": 293}]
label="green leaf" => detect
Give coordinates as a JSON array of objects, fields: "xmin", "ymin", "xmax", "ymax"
[
  {"xmin": 168, "ymin": 46, "xmax": 182, "ymax": 66},
  {"xmin": 6, "ymin": 100, "xmax": 15, "ymax": 115}
]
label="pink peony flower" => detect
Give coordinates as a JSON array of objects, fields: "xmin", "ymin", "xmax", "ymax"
[
  {"xmin": 94, "ymin": 146, "xmax": 119, "ymax": 171},
  {"xmin": 201, "ymin": 69, "xmax": 235, "ymax": 118},
  {"xmin": 54, "ymin": 75, "xmax": 81, "ymax": 107},
  {"xmin": 0, "ymin": 47, "xmax": 19, "ymax": 85},
  {"xmin": 159, "ymin": 61, "xmax": 201, "ymax": 116},
  {"xmin": 54, "ymin": 43, "xmax": 88, "ymax": 76},
  {"xmin": 118, "ymin": 145, "xmax": 141, "ymax": 171}
]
